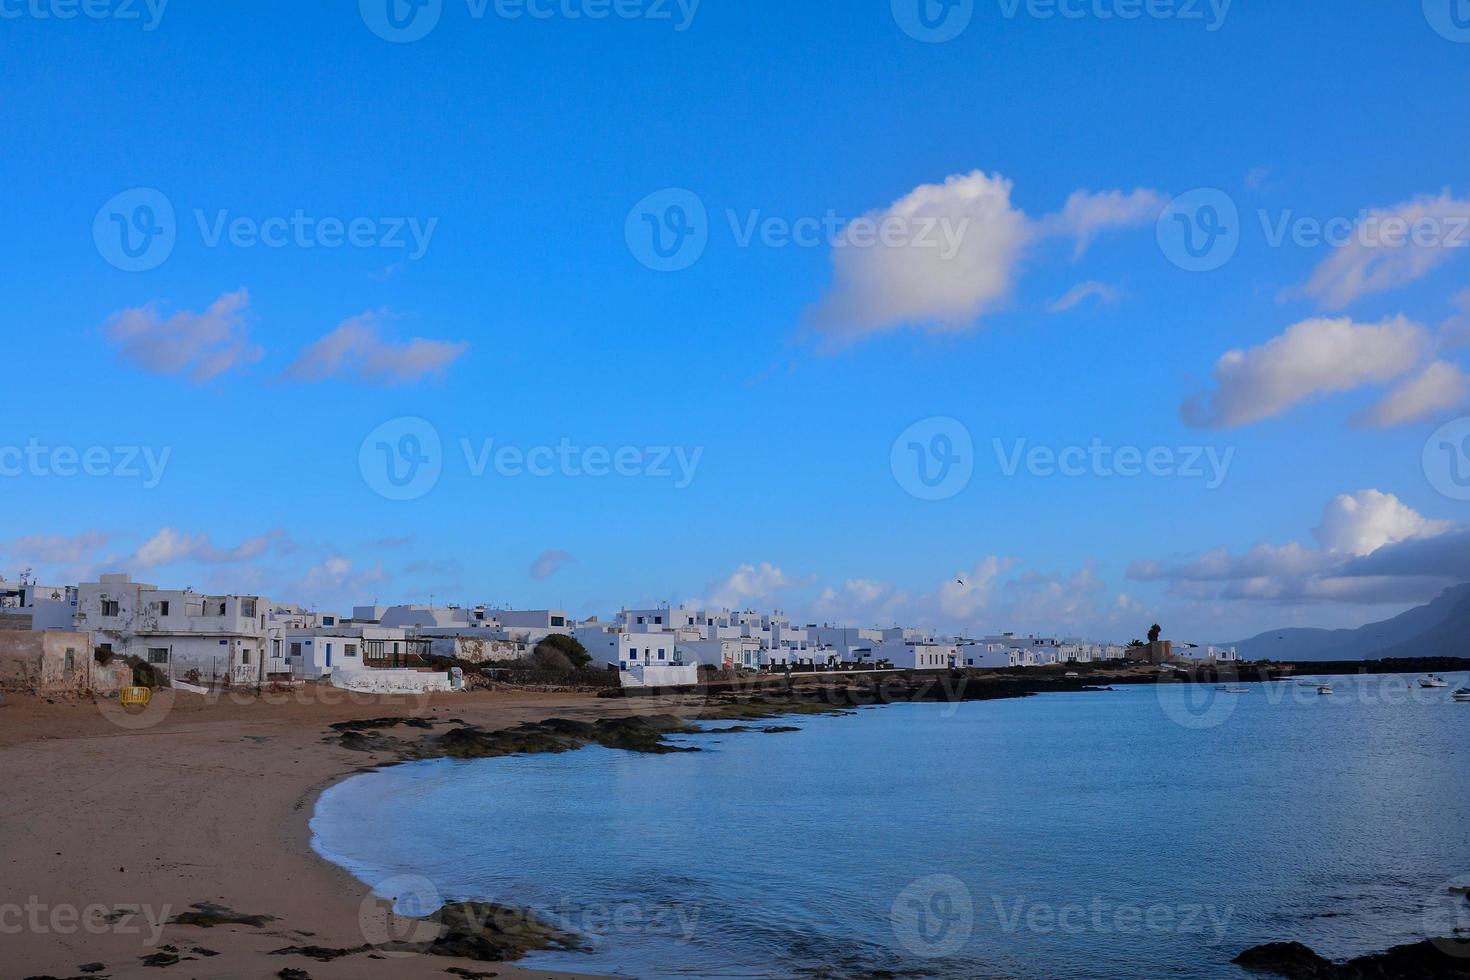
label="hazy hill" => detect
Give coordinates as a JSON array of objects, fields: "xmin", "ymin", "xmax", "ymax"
[{"xmin": 1230, "ymin": 582, "xmax": 1470, "ymax": 661}]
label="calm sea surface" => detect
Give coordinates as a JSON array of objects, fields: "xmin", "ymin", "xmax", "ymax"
[{"xmin": 311, "ymin": 675, "xmax": 1470, "ymax": 979}]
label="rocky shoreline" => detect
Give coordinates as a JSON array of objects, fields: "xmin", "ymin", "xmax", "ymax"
[{"xmin": 1234, "ymin": 936, "xmax": 1470, "ymax": 978}]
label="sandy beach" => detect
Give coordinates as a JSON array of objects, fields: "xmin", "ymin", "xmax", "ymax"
[{"xmin": 0, "ymin": 686, "xmax": 667, "ymax": 979}]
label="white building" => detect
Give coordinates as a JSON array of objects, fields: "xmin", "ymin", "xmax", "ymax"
[
  {"xmin": 0, "ymin": 580, "xmax": 78, "ymax": 630},
  {"xmin": 75, "ymin": 574, "xmax": 271, "ymax": 686}
]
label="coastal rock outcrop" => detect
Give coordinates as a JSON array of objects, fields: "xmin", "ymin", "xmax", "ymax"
[{"xmin": 1233, "ymin": 938, "xmax": 1470, "ymax": 977}]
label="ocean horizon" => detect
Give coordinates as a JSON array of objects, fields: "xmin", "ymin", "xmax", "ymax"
[{"xmin": 311, "ymin": 675, "xmax": 1470, "ymax": 978}]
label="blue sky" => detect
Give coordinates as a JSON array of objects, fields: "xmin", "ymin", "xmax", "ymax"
[{"xmin": 3, "ymin": 0, "xmax": 1470, "ymax": 642}]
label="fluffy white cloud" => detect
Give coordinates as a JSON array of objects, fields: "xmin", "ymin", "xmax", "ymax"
[
  {"xmin": 1313, "ymin": 490, "xmax": 1451, "ymax": 556},
  {"xmin": 1047, "ymin": 280, "xmax": 1126, "ymax": 313},
  {"xmin": 1298, "ymin": 192, "xmax": 1470, "ymax": 308},
  {"xmin": 132, "ymin": 528, "xmax": 288, "ymax": 569},
  {"xmin": 689, "ymin": 562, "xmax": 806, "ymax": 610},
  {"xmin": 1353, "ymin": 360, "xmax": 1470, "ymax": 428},
  {"xmin": 1441, "ymin": 290, "xmax": 1470, "ymax": 350},
  {"xmin": 806, "ymin": 171, "xmax": 1032, "ymax": 346},
  {"xmin": 1130, "ymin": 490, "xmax": 1458, "ymax": 606},
  {"xmin": 530, "ymin": 549, "xmax": 575, "ymax": 580},
  {"xmin": 811, "ymin": 579, "xmax": 912, "ymax": 626},
  {"xmin": 1182, "ymin": 315, "xmax": 1430, "ymax": 428},
  {"xmin": 937, "ymin": 557, "xmax": 1015, "ymax": 619},
  {"xmin": 103, "ymin": 289, "xmax": 262, "ymax": 383},
  {"xmin": 283, "ymin": 311, "xmax": 469, "ymax": 385},
  {"xmin": 806, "ymin": 172, "xmax": 1163, "ymax": 347}
]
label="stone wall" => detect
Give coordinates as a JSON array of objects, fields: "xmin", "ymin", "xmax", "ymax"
[{"xmin": 0, "ymin": 630, "xmax": 130, "ymax": 695}]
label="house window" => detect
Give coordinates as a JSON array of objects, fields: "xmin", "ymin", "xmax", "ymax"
[
  {"xmin": 101, "ymin": 600, "xmax": 120, "ymax": 617},
  {"xmin": 551, "ymin": 616, "xmax": 565, "ymax": 627},
  {"xmin": 242, "ymin": 649, "xmax": 251, "ymax": 664},
  {"xmin": 323, "ymin": 616, "xmax": 336, "ymax": 627},
  {"xmin": 158, "ymin": 601, "xmax": 170, "ymax": 616},
  {"xmin": 241, "ymin": 599, "xmax": 257, "ymax": 618},
  {"xmin": 290, "ymin": 643, "xmax": 303, "ymax": 657},
  {"xmin": 344, "ymin": 644, "xmax": 358, "ymax": 658},
  {"xmin": 64, "ymin": 649, "xmax": 76, "ymax": 673},
  {"xmin": 658, "ymin": 648, "xmax": 666, "ymax": 660},
  {"xmin": 148, "ymin": 648, "xmax": 169, "ymax": 664}
]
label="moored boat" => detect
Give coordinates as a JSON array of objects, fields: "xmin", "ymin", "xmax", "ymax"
[
  {"xmin": 1453, "ymin": 688, "xmax": 1470, "ymax": 703},
  {"xmin": 1421, "ymin": 675, "xmax": 1449, "ymax": 689},
  {"xmin": 1317, "ymin": 684, "xmax": 1333, "ymax": 696}
]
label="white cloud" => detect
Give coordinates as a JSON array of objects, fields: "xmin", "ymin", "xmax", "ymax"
[
  {"xmin": 1002, "ymin": 563, "xmax": 1110, "ymax": 629},
  {"xmin": 132, "ymin": 528, "xmax": 288, "ymax": 569},
  {"xmin": 1130, "ymin": 490, "xmax": 1458, "ymax": 606},
  {"xmin": 1040, "ymin": 188, "xmax": 1166, "ymax": 258},
  {"xmin": 1353, "ymin": 360, "xmax": 1470, "ymax": 428},
  {"xmin": 530, "ymin": 549, "xmax": 575, "ymax": 580},
  {"xmin": 689, "ymin": 562, "xmax": 806, "ymax": 611},
  {"xmin": 1313, "ymin": 490, "xmax": 1451, "ymax": 556},
  {"xmin": 1047, "ymin": 280, "xmax": 1126, "ymax": 313},
  {"xmin": 806, "ymin": 173, "xmax": 1165, "ymax": 348},
  {"xmin": 289, "ymin": 556, "xmax": 387, "ymax": 605},
  {"xmin": 0, "ymin": 530, "xmax": 113, "ymax": 566},
  {"xmin": 1182, "ymin": 315, "xmax": 1430, "ymax": 428},
  {"xmin": 103, "ymin": 289, "xmax": 262, "ymax": 383},
  {"xmin": 1298, "ymin": 192, "xmax": 1470, "ymax": 308},
  {"xmin": 811, "ymin": 579, "xmax": 912, "ymax": 625},
  {"xmin": 1441, "ymin": 290, "xmax": 1470, "ymax": 350},
  {"xmin": 283, "ymin": 311, "xmax": 469, "ymax": 385},
  {"xmin": 806, "ymin": 171, "xmax": 1032, "ymax": 346},
  {"xmin": 937, "ymin": 557, "xmax": 1015, "ymax": 619}
]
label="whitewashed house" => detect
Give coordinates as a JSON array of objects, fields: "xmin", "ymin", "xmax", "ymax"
[
  {"xmin": 75, "ymin": 574, "xmax": 271, "ymax": 686},
  {"xmin": 0, "ymin": 580, "xmax": 78, "ymax": 630}
]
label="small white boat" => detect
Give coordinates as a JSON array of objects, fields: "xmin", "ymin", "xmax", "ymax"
[
  {"xmin": 1216, "ymin": 686, "xmax": 1250, "ymax": 694},
  {"xmin": 1317, "ymin": 684, "xmax": 1334, "ymax": 696},
  {"xmin": 1421, "ymin": 675, "xmax": 1450, "ymax": 689},
  {"xmin": 1453, "ymin": 688, "xmax": 1470, "ymax": 703}
]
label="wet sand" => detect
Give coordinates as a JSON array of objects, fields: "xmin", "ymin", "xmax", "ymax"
[{"xmin": 0, "ymin": 686, "xmax": 676, "ymax": 979}]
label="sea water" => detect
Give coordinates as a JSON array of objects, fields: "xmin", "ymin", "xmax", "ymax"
[{"xmin": 311, "ymin": 676, "xmax": 1470, "ymax": 978}]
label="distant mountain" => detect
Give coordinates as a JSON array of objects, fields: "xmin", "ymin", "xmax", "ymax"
[{"xmin": 1230, "ymin": 582, "xmax": 1470, "ymax": 661}]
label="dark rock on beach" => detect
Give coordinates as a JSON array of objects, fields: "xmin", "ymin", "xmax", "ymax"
[
  {"xmin": 138, "ymin": 951, "xmax": 180, "ymax": 967},
  {"xmin": 416, "ymin": 901, "xmax": 585, "ymax": 962},
  {"xmin": 329, "ymin": 716, "xmax": 435, "ymax": 732},
  {"xmin": 169, "ymin": 902, "xmax": 275, "ymax": 928},
  {"xmin": 268, "ymin": 943, "xmax": 374, "ymax": 961},
  {"xmin": 411, "ymin": 717, "xmax": 702, "ymax": 764},
  {"xmin": 1234, "ymin": 937, "xmax": 1470, "ymax": 977}
]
